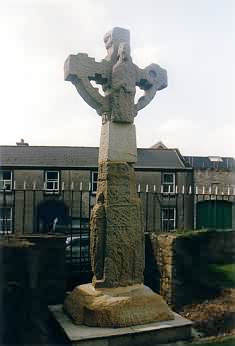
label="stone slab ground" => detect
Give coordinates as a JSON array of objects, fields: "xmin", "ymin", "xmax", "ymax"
[{"xmin": 49, "ymin": 305, "xmax": 192, "ymax": 346}]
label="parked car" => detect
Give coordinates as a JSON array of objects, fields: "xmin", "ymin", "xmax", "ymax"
[{"xmin": 65, "ymin": 235, "xmax": 89, "ymax": 264}]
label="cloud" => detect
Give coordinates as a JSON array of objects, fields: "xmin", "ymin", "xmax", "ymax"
[
  {"xmin": 0, "ymin": 0, "xmax": 111, "ymax": 146},
  {"xmin": 140, "ymin": 118, "xmax": 235, "ymax": 157},
  {"xmin": 0, "ymin": 0, "xmax": 111, "ymax": 58},
  {"xmin": 0, "ymin": 0, "xmax": 233, "ymax": 159},
  {"xmin": 136, "ymin": 117, "xmax": 200, "ymax": 150},
  {"xmin": 133, "ymin": 43, "xmax": 170, "ymax": 68},
  {"xmin": 206, "ymin": 122, "xmax": 235, "ymax": 157}
]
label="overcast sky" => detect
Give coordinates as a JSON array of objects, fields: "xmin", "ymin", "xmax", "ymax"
[{"xmin": 0, "ymin": 0, "xmax": 234, "ymax": 157}]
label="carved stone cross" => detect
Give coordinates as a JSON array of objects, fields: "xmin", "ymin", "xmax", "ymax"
[
  {"xmin": 64, "ymin": 27, "xmax": 167, "ymax": 124},
  {"xmin": 64, "ymin": 26, "xmax": 168, "ymax": 288},
  {"xmin": 64, "ymin": 28, "xmax": 173, "ymax": 328}
]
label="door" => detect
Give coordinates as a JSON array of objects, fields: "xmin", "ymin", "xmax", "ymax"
[{"xmin": 196, "ymin": 200, "xmax": 232, "ymax": 229}]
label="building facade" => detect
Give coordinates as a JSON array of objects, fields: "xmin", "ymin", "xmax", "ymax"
[
  {"xmin": 184, "ymin": 155, "xmax": 235, "ymax": 229},
  {"xmin": 0, "ymin": 143, "xmax": 194, "ymax": 235}
]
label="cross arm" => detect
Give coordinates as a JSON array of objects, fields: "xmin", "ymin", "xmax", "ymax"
[
  {"xmin": 64, "ymin": 54, "xmax": 110, "ymax": 114},
  {"xmin": 135, "ymin": 64, "xmax": 167, "ymax": 112}
]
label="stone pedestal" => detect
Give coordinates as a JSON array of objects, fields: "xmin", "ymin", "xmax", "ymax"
[{"xmin": 64, "ymin": 284, "xmax": 174, "ymax": 328}]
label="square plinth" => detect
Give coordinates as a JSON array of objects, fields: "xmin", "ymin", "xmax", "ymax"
[
  {"xmin": 49, "ymin": 305, "xmax": 193, "ymax": 346},
  {"xmin": 99, "ymin": 122, "xmax": 137, "ymax": 164}
]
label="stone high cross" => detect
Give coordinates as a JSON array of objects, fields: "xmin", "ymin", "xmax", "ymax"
[
  {"xmin": 64, "ymin": 27, "xmax": 167, "ymax": 287},
  {"xmin": 64, "ymin": 26, "xmax": 168, "ymax": 286},
  {"xmin": 64, "ymin": 28, "xmax": 173, "ymax": 328}
]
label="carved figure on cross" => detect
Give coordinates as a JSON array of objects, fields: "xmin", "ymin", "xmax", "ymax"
[{"xmin": 64, "ymin": 27, "xmax": 167, "ymax": 124}]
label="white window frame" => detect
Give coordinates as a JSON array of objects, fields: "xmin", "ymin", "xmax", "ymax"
[
  {"xmin": 0, "ymin": 170, "xmax": 12, "ymax": 191},
  {"xmin": 162, "ymin": 172, "xmax": 176, "ymax": 194},
  {"xmin": 45, "ymin": 171, "xmax": 60, "ymax": 192},
  {"xmin": 208, "ymin": 156, "xmax": 223, "ymax": 162},
  {"xmin": 161, "ymin": 208, "xmax": 176, "ymax": 231},
  {"xmin": 0, "ymin": 207, "xmax": 12, "ymax": 233},
  {"xmin": 91, "ymin": 171, "xmax": 98, "ymax": 193}
]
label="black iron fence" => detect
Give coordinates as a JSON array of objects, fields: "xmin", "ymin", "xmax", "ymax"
[
  {"xmin": 0, "ymin": 186, "xmax": 234, "ymax": 234},
  {"xmin": 0, "ymin": 186, "xmax": 234, "ymax": 272}
]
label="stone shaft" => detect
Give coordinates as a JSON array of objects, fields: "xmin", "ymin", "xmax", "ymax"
[
  {"xmin": 99, "ymin": 121, "xmax": 137, "ymax": 164},
  {"xmin": 90, "ymin": 161, "xmax": 144, "ymax": 288}
]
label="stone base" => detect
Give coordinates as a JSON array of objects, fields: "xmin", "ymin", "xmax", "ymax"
[
  {"xmin": 49, "ymin": 304, "xmax": 192, "ymax": 346},
  {"xmin": 63, "ymin": 284, "xmax": 174, "ymax": 328}
]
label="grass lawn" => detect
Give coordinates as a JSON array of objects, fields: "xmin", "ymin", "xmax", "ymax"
[
  {"xmin": 207, "ymin": 264, "xmax": 235, "ymax": 288},
  {"xmin": 190, "ymin": 336, "xmax": 235, "ymax": 346}
]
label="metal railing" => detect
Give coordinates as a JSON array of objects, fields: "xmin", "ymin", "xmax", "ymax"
[
  {"xmin": 0, "ymin": 184, "xmax": 234, "ymax": 234},
  {"xmin": 0, "ymin": 183, "xmax": 235, "ymax": 234},
  {"xmin": 0, "ymin": 184, "xmax": 234, "ymax": 271}
]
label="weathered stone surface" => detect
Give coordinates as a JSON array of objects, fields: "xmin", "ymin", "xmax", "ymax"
[
  {"xmin": 110, "ymin": 42, "xmax": 138, "ymax": 122},
  {"xmin": 104, "ymin": 27, "xmax": 130, "ymax": 64},
  {"xmin": 63, "ymin": 27, "xmax": 173, "ymax": 330},
  {"xmin": 64, "ymin": 283, "xmax": 174, "ymax": 327},
  {"xmin": 99, "ymin": 121, "xmax": 137, "ymax": 163},
  {"xmin": 89, "ymin": 195, "xmax": 106, "ymax": 281},
  {"xmin": 64, "ymin": 27, "xmax": 167, "ymax": 124},
  {"xmin": 149, "ymin": 230, "xmax": 235, "ymax": 308},
  {"xmin": 90, "ymin": 161, "xmax": 144, "ymax": 288}
]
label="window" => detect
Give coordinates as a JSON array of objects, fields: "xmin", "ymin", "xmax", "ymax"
[
  {"xmin": 45, "ymin": 171, "xmax": 59, "ymax": 192},
  {"xmin": 0, "ymin": 170, "xmax": 12, "ymax": 191},
  {"xmin": 208, "ymin": 156, "xmax": 223, "ymax": 162},
  {"xmin": 162, "ymin": 172, "xmax": 175, "ymax": 193},
  {"xmin": 91, "ymin": 171, "xmax": 98, "ymax": 193},
  {"xmin": 0, "ymin": 207, "xmax": 12, "ymax": 233},
  {"xmin": 161, "ymin": 208, "xmax": 176, "ymax": 231}
]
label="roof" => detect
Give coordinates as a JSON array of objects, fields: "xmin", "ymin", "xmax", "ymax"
[
  {"xmin": 0, "ymin": 145, "xmax": 189, "ymax": 170},
  {"xmin": 184, "ymin": 155, "xmax": 235, "ymax": 170},
  {"xmin": 150, "ymin": 141, "xmax": 168, "ymax": 150}
]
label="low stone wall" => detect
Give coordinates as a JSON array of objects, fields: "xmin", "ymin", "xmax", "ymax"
[
  {"xmin": 148, "ymin": 230, "xmax": 235, "ymax": 308},
  {"xmin": 16, "ymin": 234, "xmax": 67, "ymax": 305},
  {"xmin": 0, "ymin": 234, "xmax": 66, "ymax": 308},
  {"xmin": 0, "ymin": 238, "xmax": 34, "ymax": 344},
  {"xmin": 0, "ymin": 234, "xmax": 66, "ymax": 344}
]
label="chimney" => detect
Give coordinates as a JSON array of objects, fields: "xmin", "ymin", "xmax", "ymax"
[{"xmin": 16, "ymin": 138, "xmax": 29, "ymax": 146}]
